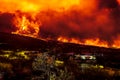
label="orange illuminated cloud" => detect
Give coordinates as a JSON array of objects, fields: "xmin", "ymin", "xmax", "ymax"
[
  {"xmin": 0, "ymin": 0, "xmax": 98, "ymax": 13},
  {"xmin": 0, "ymin": 0, "xmax": 40, "ymax": 12},
  {"xmin": 117, "ymin": 0, "xmax": 120, "ymax": 5}
]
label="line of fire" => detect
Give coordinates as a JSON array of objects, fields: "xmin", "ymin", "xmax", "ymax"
[{"xmin": 0, "ymin": 0, "xmax": 120, "ymax": 80}]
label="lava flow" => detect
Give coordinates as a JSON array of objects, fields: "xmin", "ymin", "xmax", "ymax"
[{"xmin": 0, "ymin": 0, "xmax": 120, "ymax": 48}]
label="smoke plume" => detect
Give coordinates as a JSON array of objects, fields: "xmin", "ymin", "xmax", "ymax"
[{"xmin": 0, "ymin": 0, "xmax": 120, "ymax": 47}]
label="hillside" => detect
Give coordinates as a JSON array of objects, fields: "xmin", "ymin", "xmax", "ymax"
[{"xmin": 0, "ymin": 32, "xmax": 120, "ymax": 53}]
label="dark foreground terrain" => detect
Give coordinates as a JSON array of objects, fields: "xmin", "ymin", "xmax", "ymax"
[{"xmin": 0, "ymin": 32, "xmax": 120, "ymax": 80}]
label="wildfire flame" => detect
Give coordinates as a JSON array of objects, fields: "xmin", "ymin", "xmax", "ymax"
[
  {"xmin": 12, "ymin": 13, "xmax": 41, "ymax": 38},
  {"xmin": 113, "ymin": 36, "xmax": 120, "ymax": 48},
  {"xmin": 57, "ymin": 37, "xmax": 109, "ymax": 48},
  {"xmin": 0, "ymin": 0, "xmax": 120, "ymax": 48}
]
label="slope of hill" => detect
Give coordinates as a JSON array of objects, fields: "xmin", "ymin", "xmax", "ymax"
[
  {"xmin": 0, "ymin": 32, "xmax": 120, "ymax": 53},
  {"xmin": 0, "ymin": 32, "xmax": 120, "ymax": 79}
]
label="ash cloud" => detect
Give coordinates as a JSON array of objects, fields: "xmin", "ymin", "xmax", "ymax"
[
  {"xmin": 39, "ymin": 0, "xmax": 120, "ymax": 45},
  {"xmin": 99, "ymin": 0, "xmax": 119, "ymax": 9},
  {"xmin": 0, "ymin": 12, "xmax": 15, "ymax": 33}
]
